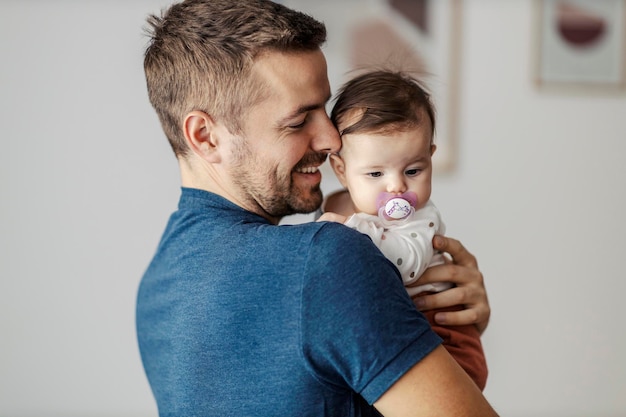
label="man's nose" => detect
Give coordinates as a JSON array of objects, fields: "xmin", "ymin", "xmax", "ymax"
[{"xmin": 312, "ymin": 114, "xmax": 341, "ymax": 154}]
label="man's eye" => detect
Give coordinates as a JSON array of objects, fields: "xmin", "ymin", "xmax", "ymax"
[
  {"xmin": 368, "ymin": 172, "xmax": 383, "ymax": 178},
  {"xmin": 406, "ymin": 168, "xmax": 421, "ymax": 176},
  {"xmin": 288, "ymin": 119, "xmax": 306, "ymax": 129}
]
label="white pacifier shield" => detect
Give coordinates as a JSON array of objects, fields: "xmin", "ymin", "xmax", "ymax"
[{"xmin": 384, "ymin": 197, "xmax": 412, "ymax": 219}]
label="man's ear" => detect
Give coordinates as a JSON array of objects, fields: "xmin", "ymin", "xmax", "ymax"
[
  {"xmin": 183, "ymin": 111, "xmax": 221, "ymax": 163},
  {"xmin": 329, "ymin": 153, "xmax": 348, "ymax": 187},
  {"xmin": 430, "ymin": 144, "xmax": 437, "ymax": 156}
]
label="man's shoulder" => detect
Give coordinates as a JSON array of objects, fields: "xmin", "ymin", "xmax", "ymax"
[
  {"xmin": 300, "ymin": 221, "xmax": 394, "ymax": 273},
  {"xmin": 301, "ymin": 220, "xmax": 376, "ymax": 249}
]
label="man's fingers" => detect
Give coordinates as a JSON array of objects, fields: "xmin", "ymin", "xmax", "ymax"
[
  {"xmin": 417, "ymin": 263, "xmax": 478, "ymax": 285},
  {"xmin": 413, "ymin": 286, "xmax": 465, "ymax": 310},
  {"xmin": 415, "ymin": 235, "xmax": 491, "ymax": 333},
  {"xmin": 413, "ymin": 286, "xmax": 490, "ymax": 334},
  {"xmin": 433, "ymin": 309, "xmax": 480, "ymax": 327}
]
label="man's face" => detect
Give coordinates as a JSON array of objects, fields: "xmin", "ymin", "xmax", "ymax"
[{"xmin": 228, "ymin": 49, "xmax": 340, "ymax": 222}]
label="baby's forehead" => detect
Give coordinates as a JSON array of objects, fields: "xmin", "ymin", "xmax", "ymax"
[{"xmin": 341, "ymin": 128, "xmax": 431, "ymax": 158}]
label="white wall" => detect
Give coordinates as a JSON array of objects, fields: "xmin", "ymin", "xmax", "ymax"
[
  {"xmin": 449, "ymin": 2, "xmax": 626, "ymax": 416},
  {"xmin": 1, "ymin": 1, "xmax": 625, "ymax": 416}
]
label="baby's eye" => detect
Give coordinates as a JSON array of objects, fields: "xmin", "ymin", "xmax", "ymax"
[
  {"xmin": 367, "ymin": 172, "xmax": 383, "ymax": 178},
  {"xmin": 405, "ymin": 168, "xmax": 422, "ymax": 176}
]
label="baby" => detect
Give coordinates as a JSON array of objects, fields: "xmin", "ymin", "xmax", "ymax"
[{"xmin": 318, "ymin": 69, "xmax": 488, "ymax": 390}]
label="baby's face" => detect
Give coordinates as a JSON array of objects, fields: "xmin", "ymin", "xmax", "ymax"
[{"xmin": 332, "ymin": 122, "xmax": 435, "ymax": 216}]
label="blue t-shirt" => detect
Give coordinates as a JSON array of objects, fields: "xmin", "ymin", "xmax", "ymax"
[{"xmin": 136, "ymin": 188, "xmax": 441, "ymax": 416}]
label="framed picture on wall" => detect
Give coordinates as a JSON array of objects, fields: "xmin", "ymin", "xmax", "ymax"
[
  {"xmin": 283, "ymin": 0, "xmax": 463, "ymax": 173},
  {"xmin": 345, "ymin": 0, "xmax": 463, "ymax": 173},
  {"xmin": 534, "ymin": 0, "xmax": 626, "ymax": 90}
]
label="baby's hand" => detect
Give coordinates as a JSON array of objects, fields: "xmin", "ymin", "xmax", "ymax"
[{"xmin": 317, "ymin": 212, "xmax": 347, "ymax": 224}]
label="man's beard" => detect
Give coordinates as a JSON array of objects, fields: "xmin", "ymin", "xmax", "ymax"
[
  {"xmin": 267, "ymin": 171, "xmax": 324, "ymax": 217},
  {"xmin": 230, "ymin": 140, "xmax": 327, "ymax": 219},
  {"xmin": 237, "ymin": 164, "xmax": 325, "ymax": 219}
]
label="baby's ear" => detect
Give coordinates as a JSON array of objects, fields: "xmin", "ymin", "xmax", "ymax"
[
  {"xmin": 329, "ymin": 154, "xmax": 348, "ymax": 187},
  {"xmin": 430, "ymin": 144, "xmax": 437, "ymax": 156}
]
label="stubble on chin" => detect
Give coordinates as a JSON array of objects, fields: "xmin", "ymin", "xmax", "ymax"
[
  {"xmin": 232, "ymin": 146, "xmax": 326, "ymax": 218},
  {"xmin": 284, "ymin": 153, "xmax": 327, "ymax": 215},
  {"xmin": 287, "ymin": 182, "xmax": 323, "ymax": 215},
  {"xmin": 262, "ymin": 175, "xmax": 323, "ymax": 218}
]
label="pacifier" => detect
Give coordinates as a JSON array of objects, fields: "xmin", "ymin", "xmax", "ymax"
[{"xmin": 376, "ymin": 191, "xmax": 418, "ymax": 221}]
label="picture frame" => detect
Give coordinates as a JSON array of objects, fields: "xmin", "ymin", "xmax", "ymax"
[
  {"xmin": 534, "ymin": 0, "xmax": 626, "ymax": 91},
  {"xmin": 283, "ymin": 0, "xmax": 463, "ymax": 173}
]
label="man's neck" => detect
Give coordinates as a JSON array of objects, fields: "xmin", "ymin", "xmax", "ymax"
[{"xmin": 179, "ymin": 160, "xmax": 282, "ymax": 225}]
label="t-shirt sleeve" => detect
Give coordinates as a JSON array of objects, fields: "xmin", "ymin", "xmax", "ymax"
[{"xmin": 299, "ymin": 223, "xmax": 442, "ymax": 404}]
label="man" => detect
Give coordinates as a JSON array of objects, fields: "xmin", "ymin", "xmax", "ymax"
[{"xmin": 136, "ymin": 1, "xmax": 497, "ymax": 416}]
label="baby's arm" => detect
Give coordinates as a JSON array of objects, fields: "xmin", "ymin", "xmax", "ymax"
[{"xmin": 316, "ymin": 212, "xmax": 347, "ymax": 224}]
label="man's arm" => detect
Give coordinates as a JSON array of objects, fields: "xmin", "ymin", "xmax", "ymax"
[{"xmin": 374, "ymin": 345, "xmax": 498, "ymax": 416}]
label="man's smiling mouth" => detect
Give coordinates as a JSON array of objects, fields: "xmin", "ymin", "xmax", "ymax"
[{"xmin": 296, "ymin": 166, "xmax": 320, "ymax": 174}]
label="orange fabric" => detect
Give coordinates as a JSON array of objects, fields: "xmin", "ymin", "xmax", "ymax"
[{"xmin": 422, "ymin": 306, "xmax": 488, "ymax": 391}]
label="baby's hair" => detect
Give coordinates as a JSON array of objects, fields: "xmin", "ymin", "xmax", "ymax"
[{"xmin": 331, "ymin": 69, "xmax": 435, "ymax": 141}]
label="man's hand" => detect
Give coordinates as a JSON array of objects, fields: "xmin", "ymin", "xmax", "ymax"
[{"xmin": 411, "ymin": 235, "xmax": 490, "ymax": 334}]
